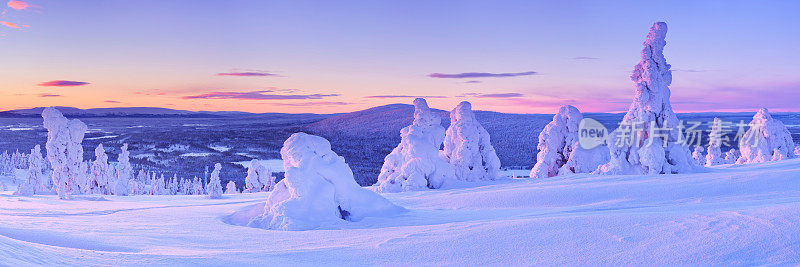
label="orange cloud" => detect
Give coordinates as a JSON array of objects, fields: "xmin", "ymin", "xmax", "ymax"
[
  {"xmin": 7, "ymin": 0, "xmax": 29, "ymax": 10},
  {"xmin": 0, "ymin": 21, "xmax": 26, "ymax": 28}
]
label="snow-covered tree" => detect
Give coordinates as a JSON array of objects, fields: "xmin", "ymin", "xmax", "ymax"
[
  {"xmin": 375, "ymin": 98, "xmax": 456, "ymax": 192},
  {"xmin": 244, "ymin": 159, "xmax": 274, "ymax": 193},
  {"xmin": 724, "ymin": 149, "xmax": 739, "ymax": 164},
  {"xmin": 11, "ymin": 149, "xmax": 27, "ymax": 170},
  {"xmin": 249, "ymin": 133, "xmax": 403, "ymax": 230},
  {"xmin": 14, "ymin": 145, "xmax": 45, "ymax": 196},
  {"xmin": 113, "ymin": 144, "xmax": 132, "ymax": 196},
  {"xmin": 795, "ymin": 145, "xmax": 800, "ymax": 157},
  {"xmin": 0, "ymin": 151, "xmax": 12, "ymax": 176},
  {"xmin": 192, "ymin": 176, "xmax": 204, "ymax": 195},
  {"xmin": 594, "ymin": 22, "xmax": 695, "ymax": 175},
  {"xmin": 168, "ymin": 174, "xmax": 179, "ymax": 195},
  {"xmin": 705, "ymin": 118, "xmax": 726, "ymax": 166},
  {"xmin": 736, "ymin": 108, "xmax": 795, "ymax": 164},
  {"xmin": 225, "ymin": 181, "xmax": 238, "ymax": 194},
  {"xmin": 42, "ymin": 107, "xmax": 88, "ymax": 199},
  {"xmin": 530, "ymin": 105, "xmax": 609, "ymax": 178},
  {"xmin": 87, "ymin": 144, "xmax": 113, "ymax": 194},
  {"xmin": 692, "ymin": 146, "xmax": 706, "ymax": 166},
  {"xmin": 442, "ymin": 101, "xmax": 501, "ymax": 181},
  {"xmin": 206, "ymin": 163, "xmax": 223, "ymax": 199}
]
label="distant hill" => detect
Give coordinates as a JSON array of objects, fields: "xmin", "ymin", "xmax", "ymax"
[{"xmin": 0, "ymin": 107, "xmax": 223, "ymax": 118}]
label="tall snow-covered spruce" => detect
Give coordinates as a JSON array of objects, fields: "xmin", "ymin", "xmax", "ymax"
[
  {"xmin": 206, "ymin": 163, "xmax": 224, "ymax": 199},
  {"xmin": 375, "ymin": 98, "xmax": 456, "ymax": 192},
  {"xmin": 442, "ymin": 101, "xmax": 501, "ymax": 181},
  {"xmin": 594, "ymin": 22, "xmax": 696, "ymax": 175},
  {"xmin": 736, "ymin": 108, "xmax": 795, "ymax": 164},
  {"xmin": 114, "ymin": 144, "xmax": 133, "ymax": 196},
  {"xmin": 248, "ymin": 133, "xmax": 403, "ymax": 230},
  {"xmin": 705, "ymin": 118, "xmax": 727, "ymax": 166},
  {"xmin": 530, "ymin": 105, "xmax": 609, "ymax": 178},
  {"xmin": 42, "ymin": 107, "xmax": 88, "ymax": 199},
  {"xmin": 88, "ymin": 144, "xmax": 112, "ymax": 194}
]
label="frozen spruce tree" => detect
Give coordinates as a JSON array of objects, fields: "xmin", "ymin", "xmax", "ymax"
[
  {"xmin": 375, "ymin": 98, "xmax": 456, "ymax": 192},
  {"xmin": 245, "ymin": 159, "xmax": 274, "ymax": 192},
  {"xmin": 225, "ymin": 181, "xmax": 237, "ymax": 194},
  {"xmin": 42, "ymin": 107, "xmax": 88, "ymax": 199},
  {"xmin": 249, "ymin": 133, "xmax": 403, "ymax": 230},
  {"xmin": 114, "ymin": 144, "xmax": 133, "ymax": 196},
  {"xmin": 14, "ymin": 145, "xmax": 45, "ymax": 196},
  {"xmin": 736, "ymin": 108, "xmax": 795, "ymax": 164},
  {"xmin": 0, "ymin": 151, "xmax": 12, "ymax": 176},
  {"xmin": 531, "ymin": 105, "xmax": 609, "ymax": 178},
  {"xmin": 168, "ymin": 174, "xmax": 179, "ymax": 195},
  {"xmin": 206, "ymin": 163, "xmax": 223, "ymax": 199},
  {"xmin": 705, "ymin": 118, "xmax": 726, "ymax": 166},
  {"xmin": 88, "ymin": 144, "xmax": 112, "ymax": 194},
  {"xmin": 692, "ymin": 146, "xmax": 706, "ymax": 166},
  {"xmin": 442, "ymin": 101, "xmax": 501, "ymax": 181},
  {"xmin": 594, "ymin": 22, "xmax": 695, "ymax": 175}
]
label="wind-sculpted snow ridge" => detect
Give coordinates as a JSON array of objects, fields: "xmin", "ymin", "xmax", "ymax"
[
  {"xmin": 42, "ymin": 107, "xmax": 88, "ymax": 199},
  {"xmin": 442, "ymin": 101, "xmax": 501, "ymax": 181},
  {"xmin": 375, "ymin": 98, "xmax": 457, "ymax": 192},
  {"xmin": 247, "ymin": 133, "xmax": 403, "ymax": 230},
  {"xmin": 531, "ymin": 105, "xmax": 609, "ymax": 178},
  {"xmin": 594, "ymin": 22, "xmax": 696, "ymax": 175},
  {"xmin": 736, "ymin": 108, "xmax": 795, "ymax": 164}
]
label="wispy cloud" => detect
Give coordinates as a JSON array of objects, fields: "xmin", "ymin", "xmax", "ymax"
[
  {"xmin": 572, "ymin": 56, "xmax": 599, "ymax": 60},
  {"xmin": 7, "ymin": 1, "xmax": 29, "ymax": 10},
  {"xmin": 0, "ymin": 21, "xmax": 26, "ymax": 29},
  {"xmin": 464, "ymin": 81, "xmax": 482, "ymax": 84},
  {"xmin": 459, "ymin": 93, "xmax": 524, "ymax": 98},
  {"xmin": 428, "ymin": 71, "xmax": 536, "ymax": 79},
  {"xmin": 39, "ymin": 93, "xmax": 61, "ymax": 97},
  {"xmin": 274, "ymin": 101, "xmax": 353, "ymax": 106},
  {"xmin": 38, "ymin": 80, "xmax": 90, "ymax": 87},
  {"xmin": 364, "ymin": 95, "xmax": 447, "ymax": 99},
  {"xmin": 672, "ymin": 69, "xmax": 709, "ymax": 73},
  {"xmin": 105, "ymin": 100, "xmax": 121, "ymax": 103},
  {"xmin": 217, "ymin": 71, "xmax": 276, "ymax": 77},
  {"xmin": 183, "ymin": 90, "xmax": 339, "ymax": 100}
]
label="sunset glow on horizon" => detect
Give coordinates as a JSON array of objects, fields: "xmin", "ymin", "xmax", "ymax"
[{"xmin": 2, "ymin": 0, "xmax": 799, "ymax": 114}]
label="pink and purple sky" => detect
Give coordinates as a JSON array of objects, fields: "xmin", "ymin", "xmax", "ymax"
[{"xmin": 1, "ymin": 0, "xmax": 799, "ymax": 114}]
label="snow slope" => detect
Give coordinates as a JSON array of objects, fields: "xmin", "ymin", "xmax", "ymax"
[{"xmin": 2, "ymin": 159, "xmax": 800, "ymax": 265}]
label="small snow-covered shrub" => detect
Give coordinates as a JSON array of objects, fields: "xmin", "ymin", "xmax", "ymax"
[
  {"xmin": 249, "ymin": 133, "xmax": 403, "ymax": 230},
  {"xmin": 88, "ymin": 144, "xmax": 112, "ymax": 194},
  {"xmin": 375, "ymin": 98, "xmax": 456, "ymax": 192},
  {"xmin": 225, "ymin": 181, "xmax": 238, "ymax": 194},
  {"xmin": 736, "ymin": 108, "xmax": 795, "ymax": 164},
  {"xmin": 692, "ymin": 146, "xmax": 705, "ymax": 166},
  {"xmin": 442, "ymin": 101, "xmax": 501, "ymax": 181}
]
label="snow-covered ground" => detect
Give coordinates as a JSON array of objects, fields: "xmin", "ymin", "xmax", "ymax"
[{"xmin": 2, "ymin": 159, "xmax": 800, "ymax": 265}]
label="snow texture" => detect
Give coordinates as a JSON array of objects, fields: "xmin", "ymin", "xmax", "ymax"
[
  {"xmin": 594, "ymin": 22, "xmax": 696, "ymax": 175},
  {"xmin": 736, "ymin": 108, "xmax": 795, "ymax": 164},
  {"xmin": 206, "ymin": 163, "xmax": 223, "ymax": 199},
  {"xmin": 442, "ymin": 101, "xmax": 501, "ymax": 181},
  {"xmin": 248, "ymin": 132, "xmax": 403, "ymax": 230},
  {"xmin": 375, "ymin": 98, "xmax": 456, "ymax": 192},
  {"xmin": 42, "ymin": 107, "xmax": 88, "ymax": 199}
]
